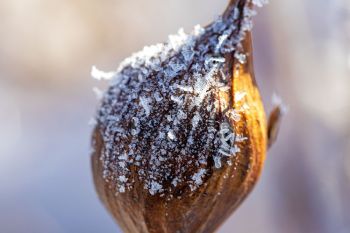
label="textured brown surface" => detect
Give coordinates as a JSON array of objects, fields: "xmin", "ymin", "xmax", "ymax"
[{"xmin": 91, "ymin": 27, "xmax": 267, "ymax": 232}]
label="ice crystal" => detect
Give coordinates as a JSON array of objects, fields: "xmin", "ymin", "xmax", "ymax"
[
  {"xmin": 167, "ymin": 130, "xmax": 176, "ymax": 141},
  {"xmin": 91, "ymin": 66, "xmax": 115, "ymax": 81},
  {"xmin": 140, "ymin": 96, "xmax": 152, "ymax": 116},
  {"xmin": 192, "ymin": 169, "xmax": 206, "ymax": 187},
  {"xmin": 252, "ymin": 0, "xmax": 269, "ymax": 7},
  {"xmin": 234, "ymin": 52, "xmax": 247, "ymax": 64},
  {"xmin": 213, "ymin": 156, "xmax": 222, "ymax": 169},
  {"xmin": 235, "ymin": 92, "xmax": 247, "ymax": 102},
  {"xmin": 149, "ymin": 181, "xmax": 163, "ymax": 195},
  {"xmin": 191, "ymin": 113, "xmax": 201, "ymax": 129}
]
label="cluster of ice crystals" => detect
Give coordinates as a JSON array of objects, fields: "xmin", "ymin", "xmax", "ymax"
[
  {"xmin": 169, "ymin": 28, "xmax": 189, "ymax": 51},
  {"xmin": 91, "ymin": 66, "xmax": 116, "ymax": 81},
  {"xmin": 234, "ymin": 52, "xmax": 247, "ymax": 64},
  {"xmin": 149, "ymin": 181, "xmax": 163, "ymax": 195},
  {"xmin": 94, "ymin": 1, "xmax": 262, "ymax": 196},
  {"xmin": 190, "ymin": 169, "xmax": 207, "ymax": 191}
]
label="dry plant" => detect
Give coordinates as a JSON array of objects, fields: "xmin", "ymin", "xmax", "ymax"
[{"xmin": 91, "ymin": 0, "xmax": 281, "ymax": 232}]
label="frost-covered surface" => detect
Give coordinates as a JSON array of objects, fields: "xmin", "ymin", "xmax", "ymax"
[
  {"xmin": 94, "ymin": 0, "xmax": 265, "ymax": 196},
  {"xmin": 91, "ymin": 66, "xmax": 116, "ymax": 81}
]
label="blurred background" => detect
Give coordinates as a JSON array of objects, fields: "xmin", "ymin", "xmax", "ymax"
[{"xmin": 0, "ymin": 0, "xmax": 349, "ymax": 232}]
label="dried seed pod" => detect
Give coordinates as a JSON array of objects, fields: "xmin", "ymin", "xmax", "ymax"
[{"xmin": 91, "ymin": 0, "xmax": 273, "ymax": 232}]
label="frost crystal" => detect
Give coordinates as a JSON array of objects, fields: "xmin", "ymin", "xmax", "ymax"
[
  {"xmin": 252, "ymin": 0, "xmax": 269, "ymax": 7},
  {"xmin": 118, "ymin": 175, "xmax": 128, "ymax": 182},
  {"xmin": 213, "ymin": 156, "xmax": 222, "ymax": 169},
  {"xmin": 234, "ymin": 52, "xmax": 247, "ymax": 64},
  {"xmin": 191, "ymin": 113, "xmax": 201, "ymax": 129},
  {"xmin": 192, "ymin": 169, "xmax": 206, "ymax": 186},
  {"xmin": 119, "ymin": 186, "xmax": 126, "ymax": 193},
  {"xmin": 140, "ymin": 96, "xmax": 152, "ymax": 116},
  {"xmin": 149, "ymin": 181, "xmax": 163, "ymax": 195},
  {"xmin": 91, "ymin": 66, "xmax": 115, "ymax": 81},
  {"xmin": 167, "ymin": 130, "xmax": 176, "ymax": 141},
  {"xmin": 235, "ymin": 92, "xmax": 247, "ymax": 102},
  {"xmin": 168, "ymin": 28, "xmax": 188, "ymax": 51},
  {"xmin": 216, "ymin": 33, "xmax": 229, "ymax": 52}
]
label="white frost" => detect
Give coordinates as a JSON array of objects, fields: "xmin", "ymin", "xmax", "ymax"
[
  {"xmin": 234, "ymin": 52, "xmax": 247, "ymax": 64},
  {"xmin": 167, "ymin": 130, "xmax": 176, "ymax": 140},
  {"xmin": 252, "ymin": 0, "xmax": 269, "ymax": 7},
  {"xmin": 119, "ymin": 186, "xmax": 126, "ymax": 193},
  {"xmin": 235, "ymin": 92, "xmax": 247, "ymax": 102},
  {"xmin": 191, "ymin": 113, "xmax": 201, "ymax": 129},
  {"xmin": 149, "ymin": 181, "xmax": 163, "ymax": 195},
  {"xmin": 213, "ymin": 156, "xmax": 222, "ymax": 169},
  {"xmin": 92, "ymin": 87, "xmax": 104, "ymax": 100},
  {"xmin": 140, "ymin": 96, "xmax": 152, "ymax": 116},
  {"xmin": 168, "ymin": 28, "xmax": 188, "ymax": 51},
  {"xmin": 192, "ymin": 168, "xmax": 206, "ymax": 186},
  {"xmin": 118, "ymin": 175, "xmax": 128, "ymax": 182},
  {"xmin": 91, "ymin": 66, "xmax": 116, "ymax": 81}
]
